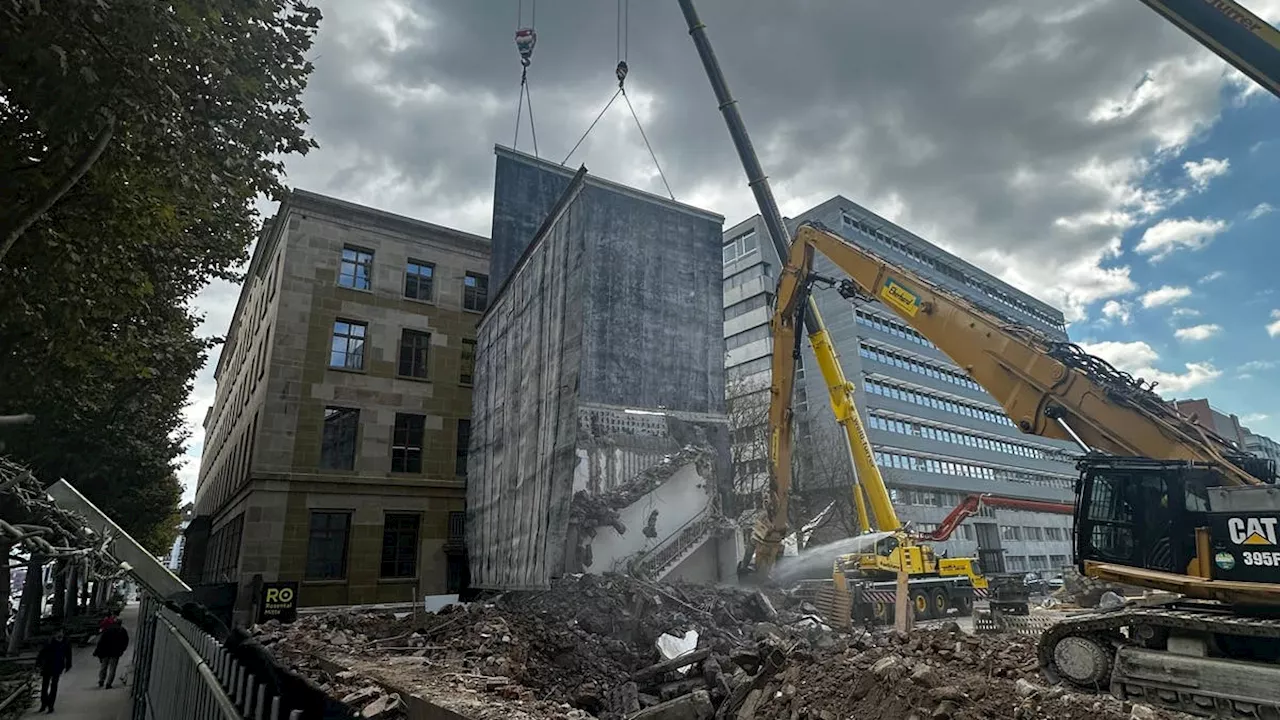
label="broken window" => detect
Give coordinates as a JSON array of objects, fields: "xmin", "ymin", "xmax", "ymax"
[{"xmin": 380, "ymin": 513, "xmax": 421, "ymax": 579}]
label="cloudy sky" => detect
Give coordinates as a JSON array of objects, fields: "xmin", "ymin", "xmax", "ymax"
[{"xmin": 181, "ymin": 0, "xmax": 1280, "ymax": 499}]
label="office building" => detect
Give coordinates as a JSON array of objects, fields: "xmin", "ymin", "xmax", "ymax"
[
  {"xmin": 1170, "ymin": 397, "xmax": 1280, "ymax": 467},
  {"xmin": 723, "ymin": 196, "xmax": 1079, "ymax": 575},
  {"xmin": 184, "ymin": 190, "xmax": 489, "ymax": 615},
  {"xmin": 1243, "ymin": 429, "xmax": 1280, "ymax": 466}
]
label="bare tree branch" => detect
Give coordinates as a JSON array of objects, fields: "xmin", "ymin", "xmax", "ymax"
[{"xmin": 0, "ymin": 110, "xmax": 116, "ymax": 265}]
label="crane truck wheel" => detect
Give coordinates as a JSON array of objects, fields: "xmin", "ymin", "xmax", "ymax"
[
  {"xmin": 910, "ymin": 589, "xmax": 932, "ymax": 620},
  {"xmin": 930, "ymin": 588, "xmax": 950, "ymax": 618},
  {"xmin": 955, "ymin": 595, "xmax": 974, "ymax": 616}
]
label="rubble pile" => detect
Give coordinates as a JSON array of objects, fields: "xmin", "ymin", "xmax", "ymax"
[
  {"xmin": 253, "ymin": 575, "xmax": 1179, "ymax": 720},
  {"xmin": 749, "ymin": 626, "xmax": 1154, "ymax": 720}
]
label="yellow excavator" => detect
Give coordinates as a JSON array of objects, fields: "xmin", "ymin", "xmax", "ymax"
[
  {"xmin": 765, "ymin": 222, "xmax": 1280, "ymax": 716},
  {"xmin": 750, "ymin": 220, "xmax": 990, "ymax": 622},
  {"xmin": 676, "ymin": 0, "xmax": 1280, "ymax": 713}
]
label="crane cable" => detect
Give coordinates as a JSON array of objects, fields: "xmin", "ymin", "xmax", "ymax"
[
  {"xmin": 563, "ymin": 0, "xmax": 675, "ymax": 200},
  {"xmin": 512, "ymin": 0, "xmax": 540, "ymax": 157}
]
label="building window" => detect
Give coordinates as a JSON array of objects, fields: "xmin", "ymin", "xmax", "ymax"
[
  {"xmin": 460, "ymin": 339, "xmax": 476, "ymax": 386},
  {"xmin": 398, "ymin": 329, "xmax": 431, "ymax": 379},
  {"xmin": 463, "ymin": 272, "xmax": 489, "ymax": 312},
  {"xmin": 305, "ymin": 511, "xmax": 351, "ymax": 580},
  {"xmin": 448, "ymin": 510, "xmax": 465, "ymax": 541},
  {"xmin": 722, "ymin": 229, "xmax": 759, "ymax": 265},
  {"xmin": 338, "ymin": 247, "xmax": 373, "ymax": 290},
  {"xmin": 379, "ymin": 513, "xmax": 421, "ymax": 579},
  {"xmin": 456, "ymin": 418, "xmax": 471, "ymax": 477},
  {"xmin": 392, "ymin": 413, "xmax": 425, "ymax": 473},
  {"xmin": 404, "ymin": 260, "xmax": 434, "ymax": 301},
  {"xmin": 321, "ymin": 407, "xmax": 359, "ymax": 470},
  {"xmin": 330, "ymin": 320, "xmax": 367, "ymax": 370}
]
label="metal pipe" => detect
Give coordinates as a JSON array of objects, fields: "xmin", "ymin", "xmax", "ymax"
[{"xmin": 1053, "ymin": 416, "xmax": 1092, "ymax": 454}]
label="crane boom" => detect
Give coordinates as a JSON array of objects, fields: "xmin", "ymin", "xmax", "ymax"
[{"xmin": 1136, "ymin": 0, "xmax": 1280, "ymax": 100}]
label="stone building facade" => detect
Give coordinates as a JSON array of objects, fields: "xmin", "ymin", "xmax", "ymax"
[{"xmin": 184, "ymin": 190, "xmax": 489, "ymax": 613}]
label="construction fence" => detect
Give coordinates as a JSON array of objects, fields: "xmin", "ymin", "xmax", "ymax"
[{"xmin": 129, "ymin": 594, "xmax": 353, "ymax": 720}]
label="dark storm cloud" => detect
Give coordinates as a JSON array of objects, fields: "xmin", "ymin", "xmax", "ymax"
[{"xmin": 284, "ymin": 0, "xmax": 1254, "ymax": 314}]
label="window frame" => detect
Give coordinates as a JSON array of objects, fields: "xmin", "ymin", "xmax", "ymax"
[
  {"xmin": 379, "ymin": 512, "xmax": 421, "ymax": 579},
  {"xmin": 391, "ymin": 413, "xmax": 426, "ymax": 473},
  {"xmin": 338, "ymin": 246, "xmax": 374, "ymax": 291},
  {"xmin": 330, "ymin": 319, "xmax": 368, "ymax": 371},
  {"xmin": 463, "ymin": 272, "xmax": 489, "ymax": 312},
  {"xmin": 455, "ymin": 418, "xmax": 471, "ymax": 477},
  {"xmin": 304, "ymin": 511, "xmax": 352, "ymax": 581},
  {"xmin": 320, "ymin": 406, "xmax": 360, "ymax": 471},
  {"xmin": 459, "ymin": 339, "xmax": 476, "ymax": 386},
  {"xmin": 397, "ymin": 328, "xmax": 431, "ymax": 380},
  {"xmin": 404, "ymin": 259, "xmax": 435, "ymax": 302}
]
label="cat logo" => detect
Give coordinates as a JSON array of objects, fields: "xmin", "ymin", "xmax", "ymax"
[{"xmin": 1227, "ymin": 516, "xmax": 1279, "ymax": 546}]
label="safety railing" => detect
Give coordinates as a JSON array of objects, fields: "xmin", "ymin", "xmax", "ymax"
[
  {"xmin": 132, "ymin": 596, "xmax": 309, "ymax": 720},
  {"xmin": 632, "ymin": 509, "xmax": 717, "ymax": 579}
]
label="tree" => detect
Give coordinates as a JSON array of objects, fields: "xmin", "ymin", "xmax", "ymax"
[
  {"xmin": 0, "ymin": 0, "xmax": 322, "ymax": 550},
  {"xmin": 725, "ymin": 374, "xmax": 853, "ymax": 549}
]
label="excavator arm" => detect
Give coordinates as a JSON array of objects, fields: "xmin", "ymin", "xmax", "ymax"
[
  {"xmin": 783, "ymin": 222, "xmax": 1262, "ymax": 487},
  {"xmin": 752, "ymin": 245, "xmax": 899, "ymax": 574},
  {"xmin": 922, "ymin": 494, "xmax": 1074, "ymax": 543}
]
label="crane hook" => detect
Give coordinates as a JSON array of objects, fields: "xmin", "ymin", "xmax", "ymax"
[{"xmin": 515, "ymin": 27, "xmax": 537, "ymax": 67}]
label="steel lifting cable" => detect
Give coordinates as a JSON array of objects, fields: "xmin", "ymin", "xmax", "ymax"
[
  {"xmin": 564, "ymin": 0, "xmax": 675, "ymax": 200},
  {"xmin": 512, "ymin": 0, "xmax": 540, "ymax": 157}
]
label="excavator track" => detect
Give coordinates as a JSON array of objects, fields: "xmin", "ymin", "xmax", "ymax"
[{"xmin": 1037, "ymin": 605, "xmax": 1280, "ymax": 718}]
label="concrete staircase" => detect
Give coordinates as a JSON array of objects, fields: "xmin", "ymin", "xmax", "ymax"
[{"xmin": 632, "ymin": 510, "xmax": 718, "ymax": 581}]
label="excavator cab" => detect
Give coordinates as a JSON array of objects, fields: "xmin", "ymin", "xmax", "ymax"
[
  {"xmin": 1074, "ymin": 456, "xmax": 1216, "ymax": 577},
  {"xmin": 1075, "ymin": 455, "xmax": 1280, "ymax": 586}
]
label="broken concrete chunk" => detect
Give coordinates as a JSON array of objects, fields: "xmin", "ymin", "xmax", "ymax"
[
  {"xmin": 1129, "ymin": 705, "xmax": 1159, "ymax": 720},
  {"xmin": 910, "ymin": 664, "xmax": 941, "ymax": 688},
  {"xmin": 1014, "ymin": 678, "xmax": 1041, "ymax": 699},
  {"xmin": 631, "ymin": 688, "xmax": 714, "ymax": 720},
  {"xmin": 361, "ymin": 694, "xmax": 402, "ymax": 719},
  {"xmin": 340, "ymin": 686, "xmax": 379, "ymax": 706},
  {"xmin": 735, "ymin": 688, "xmax": 763, "ymax": 720},
  {"xmin": 872, "ymin": 654, "xmax": 904, "ymax": 678}
]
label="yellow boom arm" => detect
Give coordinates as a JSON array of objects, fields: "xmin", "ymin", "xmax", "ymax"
[
  {"xmin": 784, "ymin": 223, "xmax": 1260, "ymax": 486},
  {"xmin": 753, "ymin": 220, "xmax": 1261, "ymax": 588}
]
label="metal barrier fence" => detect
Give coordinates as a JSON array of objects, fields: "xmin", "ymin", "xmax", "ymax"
[
  {"xmin": 131, "ymin": 596, "xmax": 304, "ymax": 720},
  {"xmin": 973, "ymin": 610, "xmax": 1061, "ymax": 636}
]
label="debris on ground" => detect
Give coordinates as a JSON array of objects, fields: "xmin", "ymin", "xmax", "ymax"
[{"xmin": 251, "ymin": 574, "xmax": 1186, "ymax": 720}]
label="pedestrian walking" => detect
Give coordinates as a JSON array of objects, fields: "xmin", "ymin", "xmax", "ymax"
[
  {"xmin": 36, "ymin": 628, "xmax": 72, "ymax": 713},
  {"xmin": 94, "ymin": 616, "xmax": 129, "ymax": 689}
]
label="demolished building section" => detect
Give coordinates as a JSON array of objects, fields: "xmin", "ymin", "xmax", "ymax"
[{"xmin": 467, "ymin": 147, "xmax": 736, "ymax": 591}]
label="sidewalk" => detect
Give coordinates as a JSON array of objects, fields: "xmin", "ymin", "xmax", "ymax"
[{"xmin": 23, "ymin": 604, "xmax": 136, "ymax": 719}]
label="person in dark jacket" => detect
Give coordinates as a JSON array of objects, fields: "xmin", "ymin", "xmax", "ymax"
[
  {"xmin": 36, "ymin": 628, "xmax": 72, "ymax": 713},
  {"xmin": 94, "ymin": 617, "xmax": 129, "ymax": 689}
]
